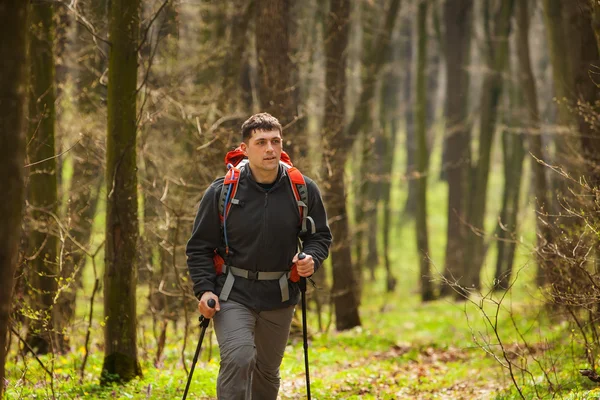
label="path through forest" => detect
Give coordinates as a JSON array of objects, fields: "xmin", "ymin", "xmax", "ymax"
[{"xmin": 279, "ymin": 343, "xmax": 506, "ymax": 399}]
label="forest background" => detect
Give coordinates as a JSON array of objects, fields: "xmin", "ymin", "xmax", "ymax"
[{"xmin": 2, "ymin": 0, "xmax": 600, "ymax": 398}]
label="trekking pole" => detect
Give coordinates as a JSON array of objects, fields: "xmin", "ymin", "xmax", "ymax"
[
  {"xmin": 182, "ymin": 298, "xmax": 216, "ymax": 400},
  {"xmin": 298, "ymin": 252, "xmax": 312, "ymax": 400}
]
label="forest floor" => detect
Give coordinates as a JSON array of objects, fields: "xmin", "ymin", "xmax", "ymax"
[
  {"xmin": 6, "ymin": 278, "xmax": 598, "ymax": 399},
  {"xmin": 279, "ymin": 339, "xmax": 505, "ymax": 399}
]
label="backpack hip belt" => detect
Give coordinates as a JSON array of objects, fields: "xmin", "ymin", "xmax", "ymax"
[{"xmin": 219, "ymin": 264, "xmax": 293, "ymax": 302}]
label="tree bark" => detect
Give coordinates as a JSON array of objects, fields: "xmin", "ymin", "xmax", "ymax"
[
  {"xmin": 379, "ymin": 16, "xmax": 402, "ymax": 293},
  {"xmin": 402, "ymin": 20, "xmax": 417, "ymax": 218},
  {"xmin": 74, "ymin": 0, "xmax": 109, "ymax": 113},
  {"xmin": 353, "ymin": 132, "xmax": 371, "ymax": 281},
  {"xmin": 59, "ymin": 135, "xmax": 103, "ymax": 345},
  {"xmin": 440, "ymin": 0, "xmax": 473, "ymax": 298},
  {"xmin": 494, "ymin": 118, "xmax": 525, "ymax": 291},
  {"xmin": 415, "ymin": 0, "xmax": 434, "ymax": 302},
  {"xmin": 323, "ymin": 0, "xmax": 362, "ymax": 331},
  {"xmin": 542, "ymin": 0, "xmax": 579, "ymax": 155},
  {"xmin": 218, "ymin": 0, "xmax": 253, "ymax": 113},
  {"xmin": 464, "ymin": 0, "xmax": 515, "ymax": 292},
  {"xmin": 415, "ymin": 0, "xmax": 435, "ymax": 301},
  {"xmin": 255, "ymin": 0, "xmax": 304, "ymax": 165},
  {"xmin": 101, "ymin": 0, "xmax": 142, "ymax": 383},
  {"xmin": 367, "ymin": 127, "xmax": 384, "ymax": 271},
  {"xmin": 515, "ymin": 0, "xmax": 552, "ymax": 287},
  {"xmin": 25, "ymin": 1, "xmax": 60, "ymax": 355},
  {"xmin": 0, "ymin": 2, "xmax": 29, "ymax": 396},
  {"xmin": 591, "ymin": 0, "xmax": 600, "ymax": 54},
  {"xmin": 540, "ymin": 0, "xmax": 595, "ymax": 297},
  {"xmin": 571, "ymin": 2, "xmax": 600, "ymax": 184},
  {"xmin": 56, "ymin": 0, "xmax": 108, "ymax": 346},
  {"xmin": 345, "ymin": 0, "xmax": 401, "ymax": 148}
]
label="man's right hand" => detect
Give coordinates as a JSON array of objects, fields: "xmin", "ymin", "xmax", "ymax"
[{"xmin": 198, "ymin": 292, "xmax": 220, "ymax": 318}]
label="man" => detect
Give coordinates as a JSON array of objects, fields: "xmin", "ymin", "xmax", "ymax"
[{"xmin": 186, "ymin": 112, "xmax": 332, "ymax": 399}]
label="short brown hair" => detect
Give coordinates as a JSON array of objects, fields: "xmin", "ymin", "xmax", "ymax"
[{"xmin": 240, "ymin": 112, "xmax": 282, "ymax": 142}]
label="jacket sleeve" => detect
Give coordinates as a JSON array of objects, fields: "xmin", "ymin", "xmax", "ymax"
[
  {"xmin": 186, "ymin": 178, "xmax": 224, "ymax": 299},
  {"xmin": 301, "ymin": 178, "xmax": 333, "ymax": 272}
]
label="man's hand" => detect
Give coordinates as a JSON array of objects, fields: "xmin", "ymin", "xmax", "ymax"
[
  {"xmin": 198, "ymin": 292, "xmax": 220, "ymax": 318},
  {"xmin": 292, "ymin": 252, "xmax": 314, "ymax": 277}
]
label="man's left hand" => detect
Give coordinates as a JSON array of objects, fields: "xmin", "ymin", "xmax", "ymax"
[{"xmin": 293, "ymin": 252, "xmax": 314, "ymax": 277}]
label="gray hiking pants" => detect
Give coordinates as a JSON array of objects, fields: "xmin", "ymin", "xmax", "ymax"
[{"xmin": 213, "ymin": 300, "xmax": 295, "ymax": 400}]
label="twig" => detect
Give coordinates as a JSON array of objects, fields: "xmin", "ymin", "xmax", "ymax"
[
  {"xmin": 24, "ymin": 139, "xmax": 81, "ymax": 168},
  {"xmin": 10, "ymin": 326, "xmax": 53, "ymax": 377},
  {"xmin": 580, "ymin": 369, "xmax": 600, "ymax": 383},
  {"xmin": 79, "ymin": 246, "xmax": 104, "ymax": 383},
  {"xmin": 137, "ymin": 0, "xmax": 171, "ymax": 53},
  {"xmin": 53, "ymin": 0, "xmax": 111, "ymax": 55}
]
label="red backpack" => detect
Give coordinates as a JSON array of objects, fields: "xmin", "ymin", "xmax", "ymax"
[{"xmin": 212, "ymin": 147, "xmax": 315, "ymax": 283}]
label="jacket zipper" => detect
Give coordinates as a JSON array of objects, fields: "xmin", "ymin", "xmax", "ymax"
[{"xmin": 262, "ymin": 192, "xmax": 268, "ymax": 257}]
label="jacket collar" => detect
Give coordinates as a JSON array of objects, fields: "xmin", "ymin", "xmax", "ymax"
[{"xmin": 243, "ymin": 163, "xmax": 287, "ymax": 188}]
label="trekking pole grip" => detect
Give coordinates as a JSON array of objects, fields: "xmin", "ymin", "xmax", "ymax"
[
  {"xmin": 200, "ymin": 298, "xmax": 217, "ymax": 327},
  {"xmin": 298, "ymin": 252, "xmax": 307, "ymax": 291}
]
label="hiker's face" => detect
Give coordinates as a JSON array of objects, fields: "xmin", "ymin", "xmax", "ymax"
[{"xmin": 241, "ymin": 129, "xmax": 282, "ymax": 174}]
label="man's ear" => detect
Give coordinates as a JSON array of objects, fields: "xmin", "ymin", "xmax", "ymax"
[{"xmin": 240, "ymin": 142, "xmax": 247, "ymax": 155}]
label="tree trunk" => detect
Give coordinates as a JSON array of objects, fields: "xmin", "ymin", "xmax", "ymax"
[
  {"xmin": 494, "ymin": 121, "xmax": 525, "ymax": 291},
  {"xmin": 494, "ymin": 63, "xmax": 528, "ymax": 291},
  {"xmin": 57, "ymin": 0, "xmax": 108, "ymax": 345},
  {"xmin": 255, "ymin": 0, "xmax": 304, "ymax": 165},
  {"xmin": 58, "ymin": 135, "xmax": 103, "ymax": 350},
  {"xmin": 352, "ymin": 1, "xmax": 394, "ymax": 281},
  {"xmin": 500, "ymin": 148, "xmax": 524, "ymax": 290},
  {"xmin": 540, "ymin": 0, "xmax": 593, "ymax": 297},
  {"xmin": 345, "ymin": 0, "xmax": 401, "ymax": 148},
  {"xmin": 379, "ymin": 15, "xmax": 402, "ymax": 294},
  {"xmin": 25, "ymin": 1, "xmax": 60, "ymax": 355},
  {"xmin": 142, "ymin": 156, "xmax": 182, "ymax": 323},
  {"xmin": 515, "ymin": 0, "xmax": 552, "ymax": 288},
  {"xmin": 440, "ymin": 0, "xmax": 473, "ymax": 299},
  {"xmin": 381, "ymin": 99, "xmax": 399, "ymax": 293},
  {"xmin": 353, "ymin": 132, "xmax": 371, "ymax": 280},
  {"xmin": 219, "ymin": 0, "xmax": 253, "ymax": 113},
  {"xmin": 464, "ymin": 0, "xmax": 515, "ymax": 292},
  {"xmin": 592, "ymin": 0, "xmax": 600, "ymax": 53},
  {"xmin": 541, "ymin": 0, "xmax": 580, "ymax": 173},
  {"xmin": 101, "ymin": 0, "xmax": 142, "ymax": 383},
  {"xmin": 74, "ymin": 0, "xmax": 109, "ymax": 113},
  {"xmin": 0, "ymin": 3, "xmax": 29, "ymax": 396},
  {"xmin": 403, "ymin": 19, "xmax": 417, "ymax": 218},
  {"xmin": 323, "ymin": 0, "xmax": 361, "ymax": 331},
  {"xmin": 367, "ymin": 125, "xmax": 384, "ymax": 270},
  {"xmin": 354, "ymin": 127, "xmax": 383, "ymax": 282},
  {"xmin": 415, "ymin": 0, "xmax": 434, "ymax": 302},
  {"xmin": 572, "ymin": 2, "xmax": 600, "ymax": 184}
]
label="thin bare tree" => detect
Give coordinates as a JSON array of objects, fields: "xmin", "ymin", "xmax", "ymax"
[{"xmin": 0, "ymin": 1, "xmax": 29, "ymax": 396}]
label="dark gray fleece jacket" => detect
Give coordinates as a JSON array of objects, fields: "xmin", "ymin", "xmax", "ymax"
[{"xmin": 186, "ymin": 164, "xmax": 332, "ymax": 311}]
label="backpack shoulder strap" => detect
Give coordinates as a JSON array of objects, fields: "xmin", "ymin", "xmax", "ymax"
[
  {"xmin": 218, "ymin": 161, "xmax": 248, "ymax": 222},
  {"xmin": 286, "ymin": 167, "xmax": 315, "ymax": 235},
  {"xmin": 218, "ymin": 163, "xmax": 246, "ymax": 254},
  {"xmin": 219, "ymin": 167, "xmax": 239, "ymax": 221}
]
